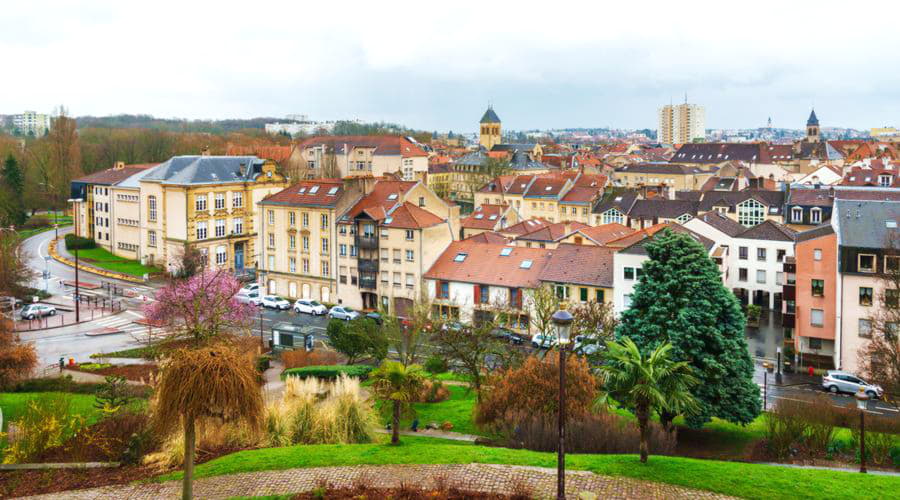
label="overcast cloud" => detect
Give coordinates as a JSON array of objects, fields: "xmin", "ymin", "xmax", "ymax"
[{"xmin": 3, "ymin": 0, "xmax": 899, "ymax": 132}]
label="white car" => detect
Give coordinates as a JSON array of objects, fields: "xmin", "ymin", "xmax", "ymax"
[
  {"xmin": 531, "ymin": 334, "xmax": 558, "ymax": 349},
  {"xmin": 329, "ymin": 306, "xmax": 359, "ymax": 321},
  {"xmin": 294, "ymin": 299, "xmax": 327, "ymax": 315},
  {"xmin": 242, "ymin": 283, "xmax": 260, "ymax": 293},
  {"xmin": 20, "ymin": 304, "xmax": 57, "ymax": 320},
  {"xmin": 235, "ymin": 290, "xmax": 261, "ymax": 306},
  {"xmin": 260, "ymin": 295, "xmax": 291, "ymax": 310}
]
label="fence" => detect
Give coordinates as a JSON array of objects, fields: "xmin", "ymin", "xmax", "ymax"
[{"xmin": 15, "ymin": 299, "xmax": 123, "ymax": 332}]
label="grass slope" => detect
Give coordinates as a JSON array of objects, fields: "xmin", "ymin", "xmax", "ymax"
[
  {"xmin": 156, "ymin": 436, "xmax": 900, "ymax": 499},
  {"xmin": 407, "ymin": 385, "xmax": 481, "ymax": 436},
  {"xmin": 74, "ymin": 247, "xmax": 158, "ymax": 277}
]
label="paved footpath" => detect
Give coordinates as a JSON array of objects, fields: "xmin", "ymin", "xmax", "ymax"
[{"xmin": 27, "ymin": 463, "xmax": 735, "ymax": 499}]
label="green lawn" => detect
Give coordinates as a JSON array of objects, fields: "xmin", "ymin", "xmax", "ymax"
[
  {"xmin": 0, "ymin": 392, "xmax": 100, "ymax": 432},
  {"xmin": 405, "ymin": 385, "xmax": 482, "ymax": 436},
  {"xmin": 18, "ymin": 221, "xmax": 73, "ymax": 241},
  {"xmin": 426, "ymin": 371, "xmax": 474, "ymax": 383},
  {"xmin": 91, "ymin": 344, "xmax": 157, "ymax": 359},
  {"xmin": 156, "ymin": 435, "xmax": 900, "ymax": 499},
  {"xmin": 73, "ymin": 247, "xmax": 158, "ymax": 277}
]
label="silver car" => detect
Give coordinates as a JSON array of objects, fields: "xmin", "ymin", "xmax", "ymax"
[
  {"xmin": 20, "ymin": 304, "xmax": 57, "ymax": 320},
  {"xmin": 822, "ymin": 370, "xmax": 883, "ymax": 399}
]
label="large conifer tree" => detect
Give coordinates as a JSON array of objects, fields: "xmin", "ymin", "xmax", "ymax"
[{"xmin": 616, "ymin": 229, "xmax": 760, "ymax": 427}]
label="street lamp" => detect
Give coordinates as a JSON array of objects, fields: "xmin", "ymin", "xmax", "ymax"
[
  {"xmin": 67, "ymin": 198, "xmax": 83, "ymax": 323},
  {"xmin": 855, "ymin": 389, "xmax": 870, "ymax": 473},
  {"xmin": 551, "ymin": 308, "xmax": 573, "ymax": 500}
]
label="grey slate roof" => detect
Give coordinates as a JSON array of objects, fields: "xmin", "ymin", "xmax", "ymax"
[
  {"xmin": 627, "ymin": 199, "xmax": 698, "ymax": 219},
  {"xmin": 142, "ymin": 156, "xmax": 264, "ymax": 185},
  {"xmin": 796, "ymin": 224, "xmax": 835, "ymax": 243},
  {"xmin": 620, "ymin": 225, "xmax": 715, "ymax": 256},
  {"xmin": 615, "ymin": 162, "xmax": 707, "ymax": 175},
  {"xmin": 734, "ymin": 220, "xmax": 796, "ymax": 242},
  {"xmin": 807, "ymin": 109, "xmax": 819, "ymax": 126},
  {"xmin": 834, "ymin": 199, "xmax": 900, "ymax": 248},
  {"xmin": 453, "ymin": 150, "xmax": 545, "ymax": 171},
  {"xmin": 694, "ymin": 211, "xmax": 745, "ymax": 237},
  {"xmin": 697, "ymin": 190, "xmax": 785, "ymax": 214},
  {"xmin": 480, "ymin": 107, "xmax": 501, "ymax": 123},
  {"xmin": 592, "ymin": 190, "xmax": 639, "ymax": 215},
  {"xmin": 117, "ymin": 164, "xmax": 164, "ymax": 189}
]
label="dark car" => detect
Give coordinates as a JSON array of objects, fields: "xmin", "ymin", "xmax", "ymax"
[
  {"xmin": 365, "ymin": 312, "xmax": 383, "ymax": 325},
  {"xmin": 491, "ymin": 327, "xmax": 524, "ymax": 345}
]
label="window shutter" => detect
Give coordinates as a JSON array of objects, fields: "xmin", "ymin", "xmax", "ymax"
[{"xmin": 473, "ymin": 284, "xmax": 481, "ymax": 304}]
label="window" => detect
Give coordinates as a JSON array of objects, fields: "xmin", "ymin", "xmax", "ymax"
[
  {"xmin": 268, "ymin": 233, "xmax": 275, "ymax": 248},
  {"xmin": 406, "ymin": 274, "xmax": 415, "ymax": 289},
  {"xmin": 737, "ymin": 199, "xmax": 765, "ymax": 226},
  {"xmin": 233, "ymin": 217, "xmax": 243, "ymax": 234},
  {"xmin": 810, "ymin": 208, "xmax": 822, "ymax": 224},
  {"xmin": 406, "ymin": 249, "xmax": 414, "ymax": 262},
  {"xmin": 879, "ymin": 174, "xmax": 893, "ymax": 187},
  {"xmin": 215, "ymin": 245, "xmax": 227, "ymax": 265},
  {"xmin": 623, "ymin": 294, "xmax": 632, "ymax": 308},
  {"xmin": 268, "ymin": 210, "xmax": 275, "ymax": 225},
  {"xmin": 339, "ymin": 244, "xmax": 347, "ymax": 257},
  {"xmin": 858, "ymin": 254, "xmax": 876, "ymax": 273},
  {"xmin": 393, "ymin": 249, "xmax": 401, "ymax": 264},
  {"xmin": 302, "ymin": 236, "xmax": 309, "ymax": 251},
  {"xmin": 809, "ymin": 337, "xmax": 823, "ymax": 349},
  {"xmin": 602, "ymin": 209, "xmax": 623, "ymax": 225},
  {"xmin": 289, "ymin": 212, "xmax": 296, "ymax": 227},
  {"xmin": 215, "ymin": 219, "xmax": 226, "ymax": 238},
  {"xmin": 791, "ymin": 207, "xmax": 803, "ymax": 223},
  {"xmin": 302, "ymin": 258, "xmax": 309, "ymax": 273},
  {"xmin": 322, "ymin": 261, "xmax": 329, "ymax": 277},
  {"xmin": 624, "ymin": 267, "xmax": 635, "ymax": 280},
  {"xmin": 321, "ymin": 238, "xmax": 329, "ymax": 254},
  {"xmin": 756, "ymin": 270, "xmax": 766, "ymax": 284},
  {"xmin": 406, "ymin": 230, "xmax": 414, "ymax": 241},
  {"xmin": 886, "ymin": 255, "xmax": 900, "ymax": 273},
  {"xmin": 595, "ymin": 289, "xmax": 605, "ymax": 302},
  {"xmin": 675, "ymin": 213, "xmax": 693, "ymax": 224},
  {"xmin": 214, "ymin": 192, "xmax": 225, "ymax": 210},
  {"xmin": 859, "ymin": 319, "xmax": 872, "ymax": 338},
  {"xmin": 811, "ymin": 279, "xmax": 824, "ymax": 297},
  {"xmin": 381, "ymin": 228, "xmax": 389, "ymax": 239},
  {"xmin": 268, "ymin": 255, "xmax": 275, "ymax": 271},
  {"xmin": 738, "ymin": 268, "xmax": 748, "ymax": 281},
  {"xmin": 739, "ymin": 247, "xmax": 748, "ymax": 260},
  {"xmin": 195, "ymin": 193, "xmax": 207, "ymax": 212},
  {"xmin": 340, "ymin": 266, "xmax": 347, "ymax": 284},
  {"xmin": 776, "ymin": 271, "xmax": 784, "ymax": 285},
  {"xmin": 777, "ymin": 249, "xmax": 786, "ymax": 262},
  {"xmin": 555, "ymin": 284, "xmax": 569, "ymax": 300},
  {"xmin": 148, "ymin": 196, "xmax": 157, "ymax": 221},
  {"xmin": 232, "ymin": 191, "xmax": 243, "ymax": 208},
  {"xmin": 810, "ymin": 309, "xmax": 824, "ymax": 327},
  {"xmin": 757, "ymin": 248, "xmax": 767, "ymax": 262},
  {"xmin": 580, "ymin": 287, "xmax": 588, "ymax": 302},
  {"xmin": 860, "ymin": 287, "xmax": 874, "ymax": 306},
  {"xmin": 289, "ymin": 235, "xmax": 296, "ymax": 249},
  {"xmin": 339, "ymin": 225, "xmax": 347, "ymax": 235},
  {"xmin": 418, "ymin": 196, "xmax": 425, "ymax": 207},
  {"xmin": 302, "ymin": 212, "xmax": 309, "ymax": 227},
  {"xmin": 148, "ymin": 230, "xmax": 157, "ymax": 247},
  {"xmin": 813, "ymin": 249, "xmax": 822, "ymax": 261},
  {"xmin": 437, "ymin": 281, "xmax": 449, "ymax": 299},
  {"xmin": 196, "ymin": 221, "xmax": 207, "ymax": 240},
  {"xmin": 321, "ymin": 214, "xmax": 328, "ymax": 229},
  {"xmin": 886, "ymin": 289, "xmax": 900, "ymax": 308},
  {"xmin": 479, "ymin": 284, "xmax": 491, "ymax": 303},
  {"xmin": 350, "ymin": 245, "xmax": 357, "ymax": 257},
  {"xmin": 453, "ymin": 252, "xmax": 467, "ymax": 262}
]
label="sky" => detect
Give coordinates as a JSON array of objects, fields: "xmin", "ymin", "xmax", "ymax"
[{"xmin": 4, "ymin": 0, "xmax": 900, "ymax": 133}]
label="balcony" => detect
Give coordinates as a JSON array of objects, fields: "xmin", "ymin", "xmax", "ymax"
[
  {"xmin": 355, "ymin": 234, "xmax": 378, "ymax": 250},
  {"xmin": 782, "ymin": 313, "xmax": 795, "ymax": 328},
  {"xmin": 358, "ymin": 258, "xmax": 378, "ymax": 273},
  {"xmin": 359, "ymin": 272, "xmax": 377, "ymax": 290}
]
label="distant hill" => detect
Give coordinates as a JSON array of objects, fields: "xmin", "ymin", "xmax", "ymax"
[{"xmin": 75, "ymin": 114, "xmax": 278, "ymax": 133}]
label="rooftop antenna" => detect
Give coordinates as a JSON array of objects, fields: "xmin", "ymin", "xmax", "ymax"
[{"xmin": 684, "ymin": 92, "xmax": 688, "ymax": 104}]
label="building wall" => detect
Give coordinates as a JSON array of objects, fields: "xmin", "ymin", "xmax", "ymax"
[
  {"xmin": 479, "ymin": 122, "xmax": 501, "ymax": 150},
  {"xmin": 728, "ymin": 237, "xmax": 794, "ymax": 309},
  {"xmin": 794, "ymin": 232, "xmax": 838, "ymax": 365},
  {"xmin": 613, "ymin": 171, "xmax": 713, "ymax": 190},
  {"xmin": 612, "ymin": 252, "xmax": 647, "ymax": 315},
  {"xmin": 90, "ymin": 185, "xmax": 113, "ymax": 251},
  {"xmin": 110, "ymin": 186, "xmax": 142, "ymax": 260},
  {"xmin": 558, "ymin": 203, "xmax": 592, "ymax": 224},
  {"xmin": 260, "ymin": 204, "xmax": 336, "ymax": 301},
  {"xmin": 838, "ymin": 273, "xmax": 882, "ymax": 373}
]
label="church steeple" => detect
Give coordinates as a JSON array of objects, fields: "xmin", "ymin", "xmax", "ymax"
[
  {"xmin": 806, "ymin": 108, "xmax": 820, "ymax": 143},
  {"xmin": 478, "ymin": 105, "xmax": 502, "ymax": 150}
]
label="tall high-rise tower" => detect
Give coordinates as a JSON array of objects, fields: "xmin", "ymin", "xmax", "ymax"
[
  {"xmin": 479, "ymin": 106, "xmax": 502, "ymax": 150},
  {"xmin": 658, "ymin": 100, "xmax": 705, "ymax": 144}
]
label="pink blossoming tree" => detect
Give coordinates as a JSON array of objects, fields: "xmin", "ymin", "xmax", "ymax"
[{"xmin": 144, "ymin": 270, "xmax": 255, "ymax": 345}]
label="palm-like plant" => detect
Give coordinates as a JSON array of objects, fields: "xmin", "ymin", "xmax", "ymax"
[
  {"xmin": 370, "ymin": 361, "xmax": 425, "ymax": 444},
  {"xmin": 153, "ymin": 345, "xmax": 264, "ymax": 499},
  {"xmin": 599, "ymin": 338, "xmax": 698, "ymax": 463}
]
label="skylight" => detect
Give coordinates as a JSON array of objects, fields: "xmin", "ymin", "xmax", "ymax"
[
  {"xmin": 500, "ymin": 247, "xmax": 513, "ymax": 256},
  {"xmin": 327, "ymin": 187, "xmax": 339, "ymax": 195},
  {"xmin": 520, "ymin": 260, "xmax": 533, "ymax": 269},
  {"xmin": 384, "ymin": 217, "xmax": 393, "ymax": 224},
  {"xmin": 474, "ymin": 214, "xmax": 484, "ymax": 219},
  {"xmin": 299, "ymin": 187, "xmax": 307, "ymax": 194},
  {"xmin": 488, "ymin": 215, "xmax": 497, "ymax": 220},
  {"xmin": 387, "ymin": 193, "xmax": 398, "ymax": 200},
  {"xmin": 545, "ymin": 186, "xmax": 552, "ymax": 191},
  {"xmin": 887, "ymin": 221, "xmax": 898, "ymax": 228},
  {"xmin": 614, "ymin": 196, "xmax": 623, "ymax": 202},
  {"xmin": 309, "ymin": 185, "xmax": 319, "ymax": 194},
  {"xmin": 454, "ymin": 253, "xmax": 468, "ymax": 262},
  {"xmin": 769, "ymin": 207, "xmax": 778, "ymax": 214}
]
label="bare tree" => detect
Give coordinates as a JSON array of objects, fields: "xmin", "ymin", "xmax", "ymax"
[
  {"xmin": 861, "ymin": 233, "xmax": 900, "ymax": 396},
  {"xmin": 525, "ymin": 283, "xmax": 560, "ymax": 341},
  {"xmin": 431, "ymin": 316, "xmax": 503, "ymax": 401},
  {"xmin": 382, "ymin": 290, "xmax": 434, "ymax": 367}
]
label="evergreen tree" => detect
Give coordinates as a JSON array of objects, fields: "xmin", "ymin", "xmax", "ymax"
[
  {"xmin": 1, "ymin": 154, "xmax": 26, "ymax": 226},
  {"xmin": 616, "ymin": 229, "xmax": 760, "ymax": 427}
]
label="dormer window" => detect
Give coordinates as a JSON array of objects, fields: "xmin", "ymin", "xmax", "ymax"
[
  {"xmin": 791, "ymin": 207, "xmax": 803, "ymax": 223},
  {"xmin": 810, "ymin": 208, "xmax": 822, "ymax": 224},
  {"xmin": 879, "ymin": 174, "xmax": 893, "ymax": 187}
]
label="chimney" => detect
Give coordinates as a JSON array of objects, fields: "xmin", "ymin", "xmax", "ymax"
[
  {"xmin": 114, "ymin": 161, "xmax": 125, "ymax": 170},
  {"xmin": 201, "ymin": 146, "xmax": 211, "ymax": 156}
]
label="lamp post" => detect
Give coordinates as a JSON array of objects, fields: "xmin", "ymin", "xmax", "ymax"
[
  {"xmin": 67, "ymin": 198, "xmax": 83, "ymax": 323},
  {"xmin": 855, "ymin": 389, "xmax": 870, "ymax": 473},
  {"xmin": 551, "ymin": 309, "xmax": 573, "ymax": 500}
]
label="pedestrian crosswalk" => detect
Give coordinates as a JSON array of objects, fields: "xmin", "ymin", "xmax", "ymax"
[{"xmin": 92, "ymin": 315, "xmax": 160, "ymax": 338}]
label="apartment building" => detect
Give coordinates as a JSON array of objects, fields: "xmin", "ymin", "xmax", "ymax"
[
  {"xmin": 257, "ymin": 179, "xmax": 359, "ymax": 301},
  {"xmin": 613, "ymin": 163, "xmax": 715, "ymax": 191},
  {"xmin": 459, "ymin": 204, "xmax": 518, "ymax": 239},
  {"xmin": 295, "ymin": 136, "xmax": 428, "ymax": 181},
  {"xmin": 538, "ymin": 244, "xmax": 614, "ymax": 305},
  {"xmin": 335, "ymin": 179, "xmax": 459, "ymax": 314},
  {"xmin": 138, "ymin": 155, "xmax": 288, "ymax": 272},
  {"xmin": 12, "ymin": 110, "xmax": 51, "ymax": 136},
  {"xmin": 658, "ymin": 102, "xmax": 705, "ymax": 145},
  {"xmin": 475, "ymin": 171, "xmax": 605, "ymax": 222},
  {"xmin": 787, "ymin": 225, "xmax": 838, "ymax": 368}
]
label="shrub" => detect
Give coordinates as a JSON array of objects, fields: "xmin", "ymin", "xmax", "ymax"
[
  {"xmin": 505, "ymin": 411, "xmax": 676, "ymax": 455},
  {"xmin": 256, "ymin": 355, "xmax": 272, "ymax": 373},
  {"xmin": 476, "ymin": 351, "xmax": 596, "ymax": 430},
  {"xmin": 424, "ymin": 355, "xmax": 448, "ymax": 374},
  {"xmin": 282, "ymin": 364, "xmax": 372, "ymax": 381},
  {"xmin": 417, "ymin": 379, "xmax": 450, "ymax": 403},
  {"xmin": 64, "ymin": 233, "xmax": 96, "ymax": 251},
  {"xmin": 764, "ymin": 399, "xmax": 811, "ymax": 459},
  {"xmin": 78, "ymin": 362, "xmax": 112, "ymax": 371},
  {"xmin": 866, "ymin": 432, "xmax": 897, "ymax": 465},
  {"xmin": 281, "ymin": 349, "xmax": 343, "ymax": 370},
  {"xmin": 21, "ymin": 215, "xmax": 51, "ymax": 230},
  {"xmin": 2, "ymin": 394, "xmax": 86, "ymax": 464}
]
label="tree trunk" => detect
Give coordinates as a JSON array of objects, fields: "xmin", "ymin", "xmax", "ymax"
[
  {"xmin": 392, "ymin": 400, "xmax": 400, "ymax": 444},
  {"xmin": 183, "ymin": 416, "xmax": 195, "ymax": 500},
  {"xmin": 637, "ymin": 407, "xmax": 649, "ymax": 464},
  {"xmin": 659, "ymin": 410, "xmax": 676, "ymax": 434}
]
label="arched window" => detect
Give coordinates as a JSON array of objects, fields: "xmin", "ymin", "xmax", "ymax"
[
  {"xmin": 737, "ymin": 199, "xmax": 765, "ymax": 226},
  {"xmin": 602, "ymin": 209, "xmax": 623, "ymax": 225},
  {"xmin": 811, "ymin": 208, "xmax": 822, "ymax": 224}
]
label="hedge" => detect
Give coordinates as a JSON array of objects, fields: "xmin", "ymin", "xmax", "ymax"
[
  {"xmin": 281, "ymin": 364, "xmax": 372, "ymax": 381},
  {"xmin": 64, "ymin": 233, "xmax": 96, "ymax": 251}
]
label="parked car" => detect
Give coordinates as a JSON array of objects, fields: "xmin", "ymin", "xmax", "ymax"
[
  {"xmin": 573, "ymin": 335, "xmax": 603, "ymax": 355},
  {"xmin": 260, "ymin": 295, "xmax": 291, "ymax": 310},
  {"xmin": 294, "ymin": 299, "xmax": 327, "ymax": 315},
  {"xmin": 235, "ymin": 290, "xmax": 261, "ymax": 306},
  {"xmin": 365, "ymin": 312, "xmax": 383, "ymax": 325},
  {"xmin": 20, "ymin": 304, "xmax": 56, "ymax": 320},
  {"xmin": 329, "ymin": 306, "xmax": 359, "ymax": 321},
  {"xmin": 491, "ymin": 327, "xmax": 524, "ymax": 345},
  {"xmin": 822, "ymin": 370, "xmax": 883, "ymax": 399},
  {"xmin": 241, "ymin": 283, "xmax": 260, "ymax": 293},
  {"xmin": 531, "ymin": 334, "xmax": 558, "ymax": 349},
  {"xmin": 441, "ymin": 321, "xmax": 465, "ymax": 332}
]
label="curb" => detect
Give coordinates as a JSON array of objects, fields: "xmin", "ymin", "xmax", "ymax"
[
  {"xmin": 48, "ymin": 237, "xmax": 145, "ymax": 284},
  {"xmin": 15, "ymin": 309, "xmax": 128, "ymax": 333}
]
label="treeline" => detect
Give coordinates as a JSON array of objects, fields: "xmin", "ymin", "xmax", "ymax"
[{"xmin": 75, "ymin": 114, "xmax": 280, "ymax": 134}]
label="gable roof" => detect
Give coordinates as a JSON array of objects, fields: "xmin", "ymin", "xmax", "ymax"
[
  {"xmin": 516, "ymin": 221, "xmax": 590, "ymax": 242},
  {"xmin": 615, "ymin": 163, "xmax": 707, "ymax": 175},
  {"xmin": 538, "ymin": 244, "xmax": 615, "ymax": 288},
  {"xmin": 501, "ymin": 218, "xmax": 550, "ymax": 237},
  {"xmin": 735, "ymin": 220, "xmax": 796, "ymax": 242},
  {"xmin": 463, "ymin": 231, "xmax": 510, "ymax": 244},
  {"xmin": 260, "ymin": 179, "xmax": 344, "ymax": 208},
  {"xmin": 480, "ymin": 107, "xmax": 501, "ymax": 124},
  {"xmin": 786, "ymin": 188, "xmax": 835, "ymax": 207},
  {"xmin": 592, "ymin": 190, "xmax": 639, "ymax": 215},
  {"xmin": 672, "ymin": 143, "xmax": 770, "ymax": 164},
  {"xmin": 383, "ymin": 202, "xmax": 445, "ymax": 229},
  {"xmin": 573, "ymin": 223, "xmax": 636, "ymax": 245},
  {"xmin": 461, "ymin": 204, "xmax": 509, "ymax": 229},
  {"xmin": 627, "ymin": 199, "xmax": 698, "ymax": 219},
  {"xmin": 697, "ymin": 190, "xmax": 785, "ymax": 214},
  {"xmin": 297, "ymin": 135, "xmax": 427, "ymax": 158},
  {"xmin": 796, "ymin": 224, "xmax": 835, "ymax": 243},
  {"xmin": 73, "ymin": 164, "xmax": 157, "ymax": 186},
  {"xmin": 619, "ymin": 224, "xmax": 715, "ymax": 255},
  {"xmin": 692, "ymin": 211, "xmax": 746, "ymax": 237},
  {"xmin": 424, "ymin": 241, "xmax": 550, "ymax": 288},
  {"xmin": 342, "ymin": 180, "xmax": 417, "ymax": 221},
  {"xmin": 142, "ymin": 156, "xmax": 265, "ymax": 185}
]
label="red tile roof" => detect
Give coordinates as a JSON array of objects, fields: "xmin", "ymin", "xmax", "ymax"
[
  {"xmin": 461, "ymin": 204, "xmax": 509, "ymax": 229},
  {"xmin": 260, "ymin": 179, "xmax": 344, "ymax": 207},
  {"xmin": 342, "ymin": 180, "xmax": 418, "ymax": 221},
  {"xmin": 517, "ymin": 221, "xmax": 590, "ymax": 242},
  {"xmin": 538, "ymin": 244, "xmax": 615, "ymax": 288},
  {"xmin": 501, "ymin": 218, "xmax": 551, "ymax": 237},
  {"xmin": 424, "ymin": 241, "xmax": 551, "ymax": 288},
  {"xmin": 573, "ymin": 223, "xmax": 636, "ymax": 245},
  {"xmin": 384, "ymin": 202, "xmax": 445, "ymax": 229},
  {"xmin": 523, "ymin": 177, "xmax": 568, "ymax": 197},
  {"xmin": 841, "ymin": 166, "xmax": 900, "ymax": 187},
  {"xmin": 73, "ymin": 164, "xmax": 157, "ymax": 185},
  {"xmin": 560, "ymin": 186, "xmax": 600, "ymax": 204},
  {"xmin": 297, "ymin": 135, "xmax": 427, "ymax": 158},
  {"xmin": 463, "ymin": 231, "xmax": 510, "ymax": 244}
]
